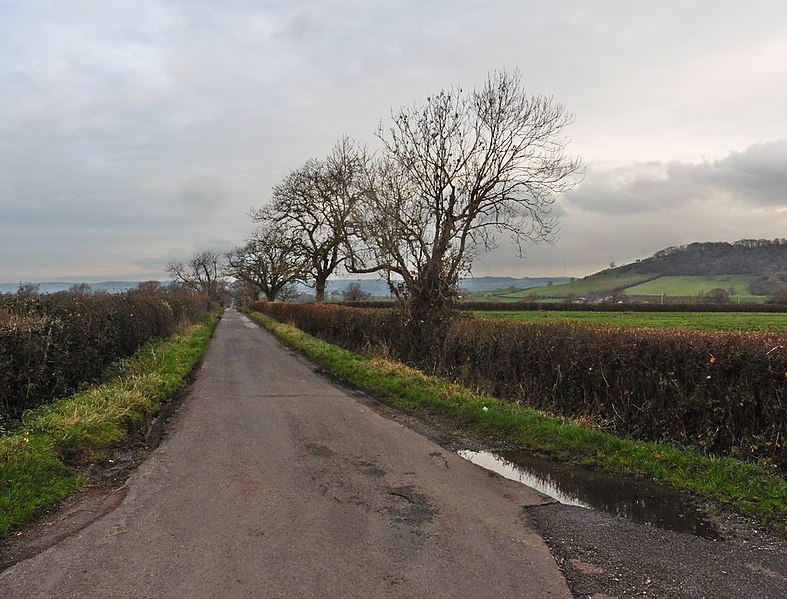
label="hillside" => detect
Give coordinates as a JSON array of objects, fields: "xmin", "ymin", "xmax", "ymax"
[
  {"xmin": 508, "ymin": 239, "xmax": 787, "ymax": 302},
  {"xmin": 618, "ymin": 239, "xmax": 787, "ymax": 277},
  {"xmin": 496, "ymin": 272, "xmax": 655, "ymax": 300}
]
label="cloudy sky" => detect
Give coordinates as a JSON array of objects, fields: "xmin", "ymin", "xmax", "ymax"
[{"xmin": 2, "ymin": 0, "xmax": 786, "ymax": 282}]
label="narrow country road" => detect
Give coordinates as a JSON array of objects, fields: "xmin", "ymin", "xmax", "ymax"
[{"xmin": 0, "ymin": 310, "xmax": 570, "ymax": 598}]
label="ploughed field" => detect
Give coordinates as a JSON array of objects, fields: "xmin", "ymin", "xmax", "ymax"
[{"xmin": 472, "ymin": 309, "xmax": 787, "ymax": 332}]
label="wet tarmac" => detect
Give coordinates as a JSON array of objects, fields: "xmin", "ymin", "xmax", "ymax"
[{"xmin": 458, "ymin": 449, "xmax": 719, "ymax": 538}]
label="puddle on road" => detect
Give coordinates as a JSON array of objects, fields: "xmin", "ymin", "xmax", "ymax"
[{"xmin": 458, "ymin": 449, "xmax": 719, "ymax": 539}]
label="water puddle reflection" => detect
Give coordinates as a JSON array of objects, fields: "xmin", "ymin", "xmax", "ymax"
[{"xmin": 458, "ymin": 449, "xmax": 719, "ymax": 538}]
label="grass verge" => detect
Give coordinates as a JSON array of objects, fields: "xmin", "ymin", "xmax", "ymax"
[
  {"xmin": 248, "ymin": 310, "xmax": 787, "ymax": 531},
  {"xmin": 0, "ymin": 312, "xmax": 221, "ymax": 536}
]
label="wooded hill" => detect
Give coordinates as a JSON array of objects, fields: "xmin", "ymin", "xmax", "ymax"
[
  {"xmin": 493, "ymin": 239, "xmax": 787, "ymax": 302},
  {"xmin": 617, "ymin": 239, "xmax": 787, "ymax": 295},
  {"xmin": 619, "ymin": 239, "xmax": 786, "ymax": 276}
]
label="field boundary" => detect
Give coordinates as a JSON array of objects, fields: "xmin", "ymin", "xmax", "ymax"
[{"xmin": 252, "ymin": 301, "xmax": 787, "ymax": 469}]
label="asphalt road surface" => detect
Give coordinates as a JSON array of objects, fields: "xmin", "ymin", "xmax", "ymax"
[{"xmin": 0, "ymin": 309, "xmax": 570, "ymax": 598}]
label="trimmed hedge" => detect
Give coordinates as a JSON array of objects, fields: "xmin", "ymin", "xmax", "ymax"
[
  {"xmin": 0, "ymin": 291, "xmax": 210, "ymax": 425},
  {"xmin": 252, "ymin": 301, "xmax": 396, "ymax": 353},
  {"xmin": 440, "ymin": 319, "xmax": 787, "ymax": 468},
  {"xmin": 252, "ymin": 301, "xmax": 787, "ymax": 470}
]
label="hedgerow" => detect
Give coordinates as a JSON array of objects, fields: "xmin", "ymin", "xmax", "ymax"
[
  {"xmin": 252, "ymin": 301, "xmax": 787, "ymax": 471},
  {"xmin": 336, "ymin": 300, "xmax": 787, "ymax": 312},
  {"xmin": 0, "ymin": 291, "xmax": 211, "ymax": 425},
  {"xmin": 252, "ymin": 301, "xmax": 397, "ymax": 353}
]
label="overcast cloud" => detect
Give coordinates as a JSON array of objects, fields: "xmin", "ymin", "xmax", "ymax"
[{"xmin": 1, "ymin": 0, "xmax": 786, "ymax": 281}]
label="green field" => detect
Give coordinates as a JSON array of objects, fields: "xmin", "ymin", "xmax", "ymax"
[
  {"xmin": 472, "ymin": 310, "xmax": 787, "ymax": 332},
  {"xmin": 489, "ymin": 272, "xmax": 770, "ymax": 303},
  {"xmin": 623, "ymin": 275, "xmax": 754, "ymax": 298},
  {"xmin": 495, "ymin": 271, "xmax": 656, "ymax": 299}
]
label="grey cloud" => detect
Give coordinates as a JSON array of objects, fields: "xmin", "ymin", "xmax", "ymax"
[
  {"xmin": 174, "ymin": 175, "xmax": 227, "ymax": 220},
  {"xmin": 275, "ymin": 13, "xmax": 323, "ymax": 43},
  {"xmin": 562, "ymin": 162, "xmax": 688, "ymax": 215},
  {"xmin": 565, "ymin": 139, "xmax": 787, "ymax": 215},
  {"xmin": 711, "ymin": 140, "xmax": 787, "ymax": 205}
]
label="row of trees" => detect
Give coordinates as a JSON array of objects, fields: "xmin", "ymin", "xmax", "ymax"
[
  {"xmin": 166, "ymin": 68, "xmax": 583, "ymax": 343},
  {"xmin": 201, "ymin": 69, "xmax": 582, "ymax": 321}
]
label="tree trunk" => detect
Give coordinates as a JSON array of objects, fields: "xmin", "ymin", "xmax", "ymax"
[
  {"xmin": 396, "ymin": 262, "xmax": 459, "ymax": 371},
  {"xmin": 315, "ymin": 280, "xmax": 326, "ymax": 303}
]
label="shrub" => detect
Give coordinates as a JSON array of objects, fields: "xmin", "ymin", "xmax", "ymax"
[
  {"xmin": 439, "ymin": 319, "xmax": 787, "ymax": 469},
  {"xmin": 0, "ymin": 290, "xmax": 209, "ymax": 425},
  {"xmin": 251, "ymin": 301, "xmax": 397, "ymax": 354}
]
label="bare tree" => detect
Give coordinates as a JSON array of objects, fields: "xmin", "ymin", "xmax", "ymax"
[
  {"xmin": 68, "ymin": 283, "xmax": 93, "ymax": 297},
  {"xmin": 342, "ymin": 281, "xmax": 371, "ymax": 302},
  {"xmin": 16, "ymin": 282, "xmax": 40, "ymax": 297},
  {"xmin": 349, "ymin": 69, "xmax": 582, "ymax": 320},
  {"xmin": 166, "ymin": 250, "xmax": 225, "ymax": 300},
  {"xmin": 132, "ymin": 280, "xmax": 164, "ymax": 296},
  {"xmin": 255, "ymin": 136, "xmax": 367, "ymax": 303},
  {"xmin": 769, "ymin": 284, "xmax": 787, "ymax": 304},
  {"xmin": 225, "ymin": 223, "xmax": 305, "ymax": 302}
]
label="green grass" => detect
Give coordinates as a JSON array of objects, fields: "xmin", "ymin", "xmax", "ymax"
[
  {"xmin": 498, "ymin": 271, "xmax": 656, "ymax": 299},
  {"xmin": 0, "ymin": 312, "xmax": 220, "ymax": 536},
  {"xmin": 248, "ymin": 310, "xmax": 787, "ymax": 529},
  {"xmin": 623, "ymin": 275, "xmax": 755, "ymax": 298},
  {"xmin": 472, "ymin": 310, "xmax": 787, "ymax": 332},
  {"xmin": 491, "ymin": 272, "xmax": 770, "ymax": 303}
]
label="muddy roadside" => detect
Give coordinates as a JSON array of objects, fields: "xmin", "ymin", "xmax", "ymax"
[
  {"xmin": 530, "ymin": 502, "xmax": 786, "ymax": 599},
  {"xmin": 332, "ymin": 377, "xmax": 787, "ymax": 599},
  {"xmin": 0, "ymin": 370, "xmax": 197, "ymax": 572}
]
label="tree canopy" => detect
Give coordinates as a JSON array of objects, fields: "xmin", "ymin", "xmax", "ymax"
[
  {"xmin": 166, "ymin": 250, "xmax": 225, "ymax": 301},
  {"xmin": 348, "ymin": 68, "xmax": 582, "ymax": 315},
  {"xmin": 225, "ymin": 223, "xmax": 305, "ymax": 302},
  {"xmin": 254, "ymin": 137, "xmax": 367, "ymax": 302}
]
